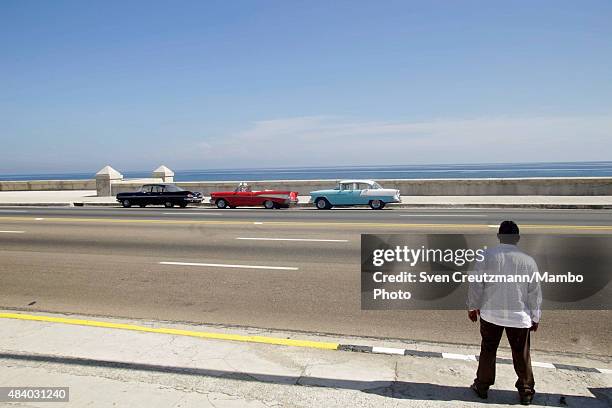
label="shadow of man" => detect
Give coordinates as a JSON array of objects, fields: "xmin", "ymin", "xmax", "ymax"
[{"xmin": 362, "ymin": 381, "xmax": 610, "ymax": 407}]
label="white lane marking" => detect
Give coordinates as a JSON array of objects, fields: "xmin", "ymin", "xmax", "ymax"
[
  {"xmin": 236, "ymin": 237, "xmax": 349, "ymax": 243},
  {"xmin": 159, "ymin": 261, "xmax": 298, "ymax": 271},
  {"xmin": 35, "ymin": 218, "xmax": 44, "ymax": 221},
  {"xmin": 254, "ymin": 222, "xmax": 264, "ymax": 225},
  {"xmin": 372, "ymin": 346, "xmax": 405, "ymax": 355},
  {"xmin": 532, "ymin": 361, "xmax": 555, "ymax": 369},
  {"xmin": 0, "ymin": 210, "xmax": 28, "ymax": 213},
  {"xmin": 162, "ymin": 212, "xmax": 222, "ymax": 215},
  {"xmin": 442, "ymin": 353, "xmax": 477, "ymax": 361},
  {"xmin": 400, "ymin": 214, "xmax": 488, "ymax": 217},
  {"xmin": 0, "ymin": 230, "xmax": 25, "ymax": 234},
  {"xmin": 487, "ymin": 225, "xmax": 498, "ymax": 228}
]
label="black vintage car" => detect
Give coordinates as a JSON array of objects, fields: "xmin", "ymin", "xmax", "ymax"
[{"xmin": 116, "ymin": 183, "xmax": 203, "ymax": 208}]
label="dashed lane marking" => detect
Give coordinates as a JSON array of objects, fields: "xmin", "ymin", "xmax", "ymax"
[{"xmin": 159, "ymin": 261, "xmax": 299, "ymax": 271}]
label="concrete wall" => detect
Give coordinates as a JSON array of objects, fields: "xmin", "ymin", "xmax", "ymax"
[
  {"xmin": 1, "ymin": 177, "xmax": 610, "ymax": 196},
  {"xmin": 376, "ymin": 177, "xmax": 612, "ymax": 196},
  {"xmin": 111, "ymin": 177, "xmax": 612, "ymax": 196},
  {"xmin": 0, "ymin": 179, "xmax": 96, "ymax": 191}
]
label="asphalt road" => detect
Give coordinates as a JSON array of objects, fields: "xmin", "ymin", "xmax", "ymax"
[
  {"xmin": 2, "ymin": 206, "xmax": 612, "ymax": 225},
  {"xmin": 0, "ymin": 206, "xmax": 610, "ymax": 357}
]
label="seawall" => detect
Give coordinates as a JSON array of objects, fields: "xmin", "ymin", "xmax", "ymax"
[
  {"xmin": 89, "ymin": 177, "xmax": 612, "ymax": 196},
  {"xmin": 1, "ymin": 177, "xmax": 611, "ymax": 196},
  {"xmin": 0, "ymin": 179, "xmax": 96, "ymax": 192}
]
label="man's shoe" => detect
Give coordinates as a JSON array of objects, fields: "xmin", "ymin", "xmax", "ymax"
[
  {"xmin": 520, "ymin": 394, "xmax": 534, "ymax": 405},
  {"xmin": 470, "ymin": 383, "xmax": 488, "ymax": 399}
]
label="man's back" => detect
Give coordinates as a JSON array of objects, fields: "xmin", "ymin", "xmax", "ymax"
[{"xmin": 469, "ymin": 243, "xmax": 542, "ymax": 328}]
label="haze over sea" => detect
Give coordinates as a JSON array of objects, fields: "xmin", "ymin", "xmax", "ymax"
[{"xmin": 1, "ymin": 162, "xmax": 612, "ymax": 182}]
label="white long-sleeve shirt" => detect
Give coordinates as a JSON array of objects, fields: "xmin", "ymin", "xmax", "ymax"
[{"xmin": 468, "ymin": 243, "xmax": 542, "ymax": 328}]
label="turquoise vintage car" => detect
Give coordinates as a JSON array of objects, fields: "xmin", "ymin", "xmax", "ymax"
[{"xmin": 309, "ymin": 180, "xmax": 401, "ymax": 210}]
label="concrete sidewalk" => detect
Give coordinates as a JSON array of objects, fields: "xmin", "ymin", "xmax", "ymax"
[
  {"xmin": 0, "ymin": 310, "xmax": 610, "ymax": 407},
  {"xmin": 1, "ymin": 190, "xmax": 612, "ymax": 209}
]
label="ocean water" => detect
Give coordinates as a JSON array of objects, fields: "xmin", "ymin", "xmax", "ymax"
[{"xmin": 2, "ymin": 161, "xmax": 612, "ymax": 182}]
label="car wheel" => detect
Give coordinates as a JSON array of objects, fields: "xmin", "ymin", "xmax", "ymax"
[
  {"xmin": 139, "ymin": 204, "xmax": 146, "ymax": 208},
  {"xmin": 315, "ymin": 198, "xmax": 331, "ymax": 210},
  {"xmin": 369, "ymin": 200, "xmax": 384, "ymax": 210},
  {"xmin": 216, "ymin": 199, "xmax": 227, "ymax": 209},
  {"xmin": 263, "ymin": 200, "xmax": 275, "ymax": 209},
  {"xmin": 122, "ymin": 199, "xmax": 131, "ymax": 208},
  {"xmin": 179, "ymin": 203, "xmax": 188, "ymax": 208},
  {"xmin": 164, "ymin": 201, "xmax": 174, "ymax": 208}
]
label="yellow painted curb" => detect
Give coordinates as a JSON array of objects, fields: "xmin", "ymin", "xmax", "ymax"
[{"xmin": 0, "ymin": 312, "xmax": 339, "ymax": 350}]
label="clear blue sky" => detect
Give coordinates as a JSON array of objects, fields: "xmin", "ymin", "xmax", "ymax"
[{"xmin": 1, "ymin": 0, "xmax": 611, "ymax": 174}]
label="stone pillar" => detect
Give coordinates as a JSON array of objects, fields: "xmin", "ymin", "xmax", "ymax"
[
  {"xmin": 152, "ymin": 165, "xmax": 174, "ymax": 182},
  {"xmin": 95, "ymin": 166, "xmax": 123, "ymax": 196}
]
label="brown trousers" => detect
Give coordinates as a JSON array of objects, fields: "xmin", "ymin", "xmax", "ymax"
[{"xmin": 474, "ymin": 318, "xmax": 535, "ymax": 396}]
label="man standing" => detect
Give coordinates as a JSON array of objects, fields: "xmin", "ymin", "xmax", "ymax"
[{"xmin": 468, "ymin": 221, "xmax": 542, "ymax": 405}]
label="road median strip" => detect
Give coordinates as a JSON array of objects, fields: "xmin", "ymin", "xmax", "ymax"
[
  {"xmin": 1, "ymin": 215, "xmax": 612, "ymax": 230},
  {"xmin": 0, "ymin": 312, "xmax": 608, "ymax": 374}
]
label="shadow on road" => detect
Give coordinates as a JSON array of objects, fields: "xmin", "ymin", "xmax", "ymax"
[{"xmin": 1, "ymin": 352, "xmax": 610, "ymax": 407}]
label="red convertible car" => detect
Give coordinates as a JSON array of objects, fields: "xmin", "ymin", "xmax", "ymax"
[{"xmin": 210, "ymin": 183, "xmax": 299, "ymax": 209}]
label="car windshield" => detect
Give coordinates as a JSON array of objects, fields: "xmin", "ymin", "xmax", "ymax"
[
  {"xmin": 164, "ymin": 184, "xmax": 184, "ymax": 192},
  {"xmin": 371, "ymin": 182, "xmax": 382, "ymax": 189}
]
